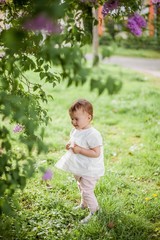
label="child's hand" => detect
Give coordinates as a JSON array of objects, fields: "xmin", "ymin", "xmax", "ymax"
[
  {"xmin": 66, "ymin": 140, "xmax": 74, "ymax": 150},
  {"xmin": 66, "ymin": 143, "xmax": 71, "ymax": 150},
  {"xmin": 71, "ymin": 144, "xmax": 81, "ymax": 154}
]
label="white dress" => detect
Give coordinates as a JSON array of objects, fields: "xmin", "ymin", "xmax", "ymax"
[{"xmin": 55, "ymin": 127, "xmax": 105, "ymax": 177}]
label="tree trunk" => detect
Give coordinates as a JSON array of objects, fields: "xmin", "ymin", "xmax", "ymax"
[{"xmin": 92, "ymin": 8, "xmax": 99, "ymax": 66}]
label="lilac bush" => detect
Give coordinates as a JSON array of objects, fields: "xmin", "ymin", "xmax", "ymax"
[
  {"xmin": 102, "ymin": 2, "xmax": 147, "ymax": 36},
  {"xmin": 102, "ymin": 0, "xmax": 119, "ymax": 17},
  {"xmin": 127, "ymin": 13, "xmax": 146, "ymax": 36},
  {"xmin": 23, "ymin": 14, "xmax": 61, "ymax": 34}
]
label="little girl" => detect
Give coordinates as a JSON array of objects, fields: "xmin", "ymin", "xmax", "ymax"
[{"xmin": 55, "ymin": 99, "xmax": 104, "ymax": 223}]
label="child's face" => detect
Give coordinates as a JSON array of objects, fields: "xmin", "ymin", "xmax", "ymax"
[{"xmin": 70, "ymin": 108, "xmax": 92, "ymax": 130}]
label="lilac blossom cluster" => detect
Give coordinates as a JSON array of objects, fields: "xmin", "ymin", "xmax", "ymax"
[
  {"xmin": 102, "ymin": 0, "xmax": 119, "ymax": 18},
  {"xmin": 0, "ymin": 0, "xmax": 6, "ymax": 3},
  {"xmin": 127, "ymin": 13, "xmax": 147, "ymax": 36},
  {"xmin": 23, "ymin": 14, "xmax": 61, "ymax": 34},
  {"xmin": 42, "ymin": 169, "xmax": 53, "ymax": 181},
  {"xmin": 151, "ymin": 0, "xmax": 160, "ymax": 4},
  {"xmin": 13, "ymin": 124, "xmax": 23, "ymax": 133}
]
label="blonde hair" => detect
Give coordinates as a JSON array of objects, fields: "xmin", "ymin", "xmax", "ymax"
[{"xmin": 69, "ymin": 99, "xmax": 93, "ymax": 119}]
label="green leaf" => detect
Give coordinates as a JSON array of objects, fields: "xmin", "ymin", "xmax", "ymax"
[{"xmin": 106, "ymin": 75, "xmax": 122, "ymax": 95}]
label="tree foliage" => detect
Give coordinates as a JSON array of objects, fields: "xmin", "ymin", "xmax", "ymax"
[{"xmin": 0, "ymin": 0, "xmax": 146, "ymax": 214}]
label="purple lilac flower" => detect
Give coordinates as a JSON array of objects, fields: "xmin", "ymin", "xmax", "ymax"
[
  {"xmin": 13, "ymin": 124, "xmax": 23, "ymax": 133},
  {"xmin": 23, "ymin": 14, "xmax": 61, "ymax": 34},
  {"xmin": 127, "ymin": 18, "xmax": 142, "ymax": 36},
  {"xmin": 131, "ymin": 13, "xmax": 147, "ymax": 28},
  {"xmin": 0, "ymin": 0, "xmax": 6, "ymax": 4},
  {"xmin": 42, "ymin": 169, "xmax": 53, "ymax": 181},
  {"xmin": 152, "ymin": 0, "xmax": 160, "ymax": 4},
  {"xmin": 102, "ymin": 0, "xmax": 119, "ymax": 18}
]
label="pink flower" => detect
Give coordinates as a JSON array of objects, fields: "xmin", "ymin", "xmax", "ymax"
[
  {"xmin": 102, "ymin": 0, "xmax": 119, "ymax": 18},
  {"xmin": 13, "ymin": 124, "xmax": 23, "ymax": 133},
  {"xmin": 23, "ymin": 14, "xmax": 61, "ymax": 34},
  {"xmin": 42, "ymin": 169, "xmax": 53, "ymax": 181},
  {"xmin": 151, "ymin": 0, "xmax": 160, "ymax": 4}
]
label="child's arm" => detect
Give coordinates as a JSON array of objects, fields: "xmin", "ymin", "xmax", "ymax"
[{"xmin": 71, "ymin": 144, "xmax": 100, "ymax": 158}]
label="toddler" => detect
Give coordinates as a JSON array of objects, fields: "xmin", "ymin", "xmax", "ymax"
[{"xmin": 55, "ymin": 99, "xmax": 104, "ymax": 223}]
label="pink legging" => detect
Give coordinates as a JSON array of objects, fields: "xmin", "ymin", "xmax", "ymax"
[{"xmin": 74, "ymin": 175, "xmax": 99, "ymax": 213}]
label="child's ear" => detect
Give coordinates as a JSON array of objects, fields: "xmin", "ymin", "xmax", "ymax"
[{"xmin": 88, "ymin": 115, "xmax": 92, "ymax": 120}]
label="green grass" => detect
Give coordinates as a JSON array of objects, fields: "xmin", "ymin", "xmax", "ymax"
[
  {"xmin": 82, "ymin": 45, "xmax": 160, "ymax": 59},
  {"xmin": 0, "ymin": 63, "xmax": 160, "ymax": 240},
  {"xmin": 114, "ymin": 47, "xmax": 160, "ymax": 59}
]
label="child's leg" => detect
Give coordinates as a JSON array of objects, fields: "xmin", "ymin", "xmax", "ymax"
[
  {"xmin": 79, "ymin": 176, "xmax": 99, "ymax": 213},
  {"xmin": 74, "ymin": 175, "xmax": 87, "ymax": 207}
]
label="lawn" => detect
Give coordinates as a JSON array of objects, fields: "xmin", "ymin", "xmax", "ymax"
[
  {"xmin": 0, "ymin": 62, "xmax": 160, "ymax": 240},
  {"xmin": 82, "ymin": 45, "xmax": 160, "ymax": 59},
  {"xmin": 114, "ymin": 47, "xmax": 160, "ymax": 58}
]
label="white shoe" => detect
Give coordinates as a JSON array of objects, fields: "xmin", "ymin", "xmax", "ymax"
[
  {"xmin": 73, "ymin": 204, "xmax": 86, "ymax": 210},
  {"xmin": 80, "ymin": 212, "xmax": 93, "ymax": 224}
]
